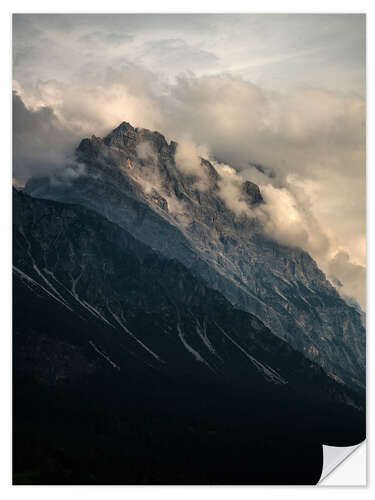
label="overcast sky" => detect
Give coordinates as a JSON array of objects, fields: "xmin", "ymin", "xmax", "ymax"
[{"xmin": 12, "ymin": 14, "xmax": 366, "ymax": 308}]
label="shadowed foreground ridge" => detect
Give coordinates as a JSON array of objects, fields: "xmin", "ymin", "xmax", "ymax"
[{"xmin": 13, "ymin": 189, "xmax": 365, "ymax": 485}]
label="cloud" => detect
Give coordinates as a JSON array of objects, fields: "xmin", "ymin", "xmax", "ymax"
[
  {"xmin": 136, "ymin": 141, "xmax": 157, "ymax": 162},
  {"xmin": 12, "ymin": 14, "xmax": 365, "ymax": 95},
  {"xmin": 12, "ymin": 91, "xmax": 78, "ymax": 185},
  {"xmin": 327, "ymin": 251, "xmax": 366, "ymax": 310},
  {"xmin": 79, "ymin": 31, "xmax": 133, "ymax": 46},
  {"xmin": 135, "ymin": 38, "xmax": 218, "ymax": 74},
  {"xmin": 213, "ymin": 162, "xmax": 252, "ymax": 216},
  {"xmin": 162, "ymin": 74, "xmax": 365, "ymax": 184},
  {"xmin": 14, "ymin": 65, "xmax": 164, "ymax": 140},
  {"xmin": 257, "ymin": 185, "xmax": 312, "ymax": 248},
  {"xmin": 174, "ymin": 138, "xmax": 212, "ymax": 190}
]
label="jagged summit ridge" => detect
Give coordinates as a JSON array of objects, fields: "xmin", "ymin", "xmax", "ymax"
[
  {"xmin": 78, "ymin": 121, "xmax": 175, "ymax": 161},
  {"xmin": 75, "ymin": 121, "xmax": 265, "ymax": 218}
]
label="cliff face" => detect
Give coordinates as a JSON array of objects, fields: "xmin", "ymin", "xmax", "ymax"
[
  {"xmin": 13, "ymin": 189, "xmax": 365, "ymax": 484},
  {"xmin": 25, "ymin": 121, "xmax": 365, "ymax": 389}
]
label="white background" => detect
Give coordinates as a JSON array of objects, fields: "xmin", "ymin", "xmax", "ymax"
[{"xmin": 0, "ymin": 0, "xmax": 372, "ymax": 497}]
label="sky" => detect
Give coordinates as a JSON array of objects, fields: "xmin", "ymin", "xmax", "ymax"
[{"xmin": 12, "ymin": 14, "xmax": 366, "ymax": 308}]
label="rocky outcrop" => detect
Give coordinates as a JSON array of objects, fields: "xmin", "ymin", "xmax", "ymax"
[{"xmin": 241, "ymin": 180, "xmax": 264, "ymax": 206}]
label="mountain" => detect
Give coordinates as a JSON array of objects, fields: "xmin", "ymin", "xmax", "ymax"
[
  {"xmin": 25, "ymin": 121, "xmax": 365, "ymax": 390},
  {"xmin": 13, "ymin": 189, "xmax": 365, "ymax": 484}
]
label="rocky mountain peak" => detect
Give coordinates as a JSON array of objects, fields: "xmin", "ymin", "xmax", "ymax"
[
  {"xmin": 75, "ymin": 121, "xmax": 222, "ymax": 200},
  {"xmin": 102, "ymin": 121, "xmax": 172, "ymax": 155},
  {"xmin": 24, "ymin": 120, "xmax": 365, "ymax": 391},
  {"xmin": 103, "ymin": 121, "xmax": 137, "ymax": 151},
  {"xmin": 75, "ymin": 122, "xmax": 233, "ymax": 195},
  {"xmin": 77, "ymin": 134, "xmax": 105, "ymax": 160}
]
